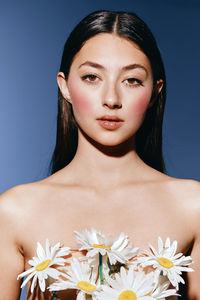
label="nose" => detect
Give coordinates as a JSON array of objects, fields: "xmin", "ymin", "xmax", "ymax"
[{"xmin": 102, "ymin": 81, "xmax": 122, "ymax": 109}]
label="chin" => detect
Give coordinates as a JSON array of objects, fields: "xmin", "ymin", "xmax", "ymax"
[
  {"xmin": 79, "ymin": 127, "xmax": 135, "ymax": 149},
  {"xmin": 96, "ymin": 132, "xmax": 136, "ymax": 145},
  {"xmin": 88, "ymin": 135, "xmax": 136, "ymax": 153}
]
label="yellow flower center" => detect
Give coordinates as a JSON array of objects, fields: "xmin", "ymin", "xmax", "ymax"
[
  {"xmin": 35, "ymin": 259, "xmax": 51, "ymax": 271},
  {"xmin": 77, "ymin": 281, "xmax": 96, "ymax": 292},
  {"xmin": 118, "ymin": 290, "xmax": 137, "ymax": 300},
  {"xmin": 92, "ymin": 244, "xmax": 111, "ymax": 250},
  {"xmin": 158, "ymin": 257, "xmax": 174, "ymax": 269}
]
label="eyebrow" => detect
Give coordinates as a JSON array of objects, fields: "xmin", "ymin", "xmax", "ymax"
[{"xmin": 78, "ymin": 61, "xmax": 148, "ymax": 75}]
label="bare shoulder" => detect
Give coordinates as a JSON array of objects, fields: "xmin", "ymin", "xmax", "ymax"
[
  {"xmin": 0, "ymin": 184, "xmax": 28, "ymax": 218},
  {"xmin": 0, "ymin": 174, "xmax": 77, "ymax": 223},
  {"xmin": 0, "ymin": 181, "xmax": 50, "ymax": 228},
  {"xmin": 166, "ymin": 177, "xmax": 200, "ymax": 203},
  {"xmin": 180, "ymin": 178, "xmax": 200, "ymax": 226},
  {"xmin": 0, "ymin": 181, "xmax": 43, "ymax": 211},
  {"xmin": 162, "ymin": 176, "xmax": 200, "ymax": 202},
  {"xmin": 164, "ymin": 177, "xmax": 200, "ymax": 225}
]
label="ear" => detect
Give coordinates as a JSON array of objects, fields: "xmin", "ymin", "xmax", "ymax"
[
  {"xmin": 57, "ymin": 72, "xmax": 72, "ymax": 103},
  {"xmin": 148, "ymin": 79, "xmax": 164, "ymax": 108}
]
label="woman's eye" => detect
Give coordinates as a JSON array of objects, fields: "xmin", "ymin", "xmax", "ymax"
[
  {"xmin": 124, "ymin": 78, "xmax": 143, "ymax": 87},
  {"xmin": 82, "ymin": 74, "xmax": 99, "ymax": 83}
]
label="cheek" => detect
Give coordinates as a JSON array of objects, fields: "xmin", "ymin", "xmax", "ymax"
[
  {"xmin": 69, "ymin": 83, "xmax": 93, "ymax": 119},
  {"xmin": 128, "ymin": 92, "xmax": 152, "ymax": 118}
]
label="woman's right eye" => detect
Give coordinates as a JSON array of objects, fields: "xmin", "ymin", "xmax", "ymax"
[{"xmin": 81, "ymin": 74, "xmax": 99, "ymax": 83}]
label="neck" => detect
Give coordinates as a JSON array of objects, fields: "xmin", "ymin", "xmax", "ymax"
[{"xmin": 61, "ymin": 130, "xmax": 154, "ymax": 189}]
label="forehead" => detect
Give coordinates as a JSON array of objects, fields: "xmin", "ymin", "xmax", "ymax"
[{"xmin": 71, "ymin": 33, "xmax": 151, "ymax": 71}]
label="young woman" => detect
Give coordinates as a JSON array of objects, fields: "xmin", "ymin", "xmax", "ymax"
[{"xmin": 0, "ymin": 10, "xmax": 199, "ymax": 300}]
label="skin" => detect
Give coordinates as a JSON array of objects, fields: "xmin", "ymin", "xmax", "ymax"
[{"xmin": 0, "ymin": 33, "xmax": 200, "ymax": 300}]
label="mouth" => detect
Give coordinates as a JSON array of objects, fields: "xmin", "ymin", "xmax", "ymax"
[
  {"xmin": 97, "ymin": 115, "xmax": 124, "ymax": 130},
  {"xmin": 97, "ymin": 115, "xmax": 124, "ymax": 122}
]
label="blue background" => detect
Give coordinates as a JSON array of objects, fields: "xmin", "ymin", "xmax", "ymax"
[{"xmin": 0, "ymin": 1, "xmax": 199, "ymax": 299}]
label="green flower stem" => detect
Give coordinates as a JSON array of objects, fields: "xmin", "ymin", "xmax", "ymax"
[
  {"xmin": 99, "ymin": 253, "xmax": 104, "ymax": 285},
  {"xmin": 52, "ymin": 291, "xmax": 57, "ymax": 300}
]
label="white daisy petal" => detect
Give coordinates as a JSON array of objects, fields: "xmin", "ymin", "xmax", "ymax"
[
  {"xmin": 165, "ymin": 237, "xmax": 171, "ymax": 249},
  {"xmin": 49, "ymin": 259, "xmax": 100, "ymax": 296},
  {"xmin": 17, "ymin": 239, "xmax": 70, "ymax": 293},
  {"xmin": 28, "ymin": 259, "xmax": 36, "ymax": 267},
  {"xmin": 158, "ymin": 237, "xmax": 163, "ymax": 253},
  {"xmin": 46, "ymin": 267, "xmax": 61, "ymax": 279},
  {"xmin": 149, "ymin": 278, "xmax": 179, "ymax": 298},
  {"xmin": 37, "ymin": 242, "xmax": 46, "ymax": 261},
  {"xmin": 39, "ymin": 278, "xmax": 46, "ymax": 292},
  {"xmin": 77, "ymin": 290, "xmax": 86, "ymax": 300},
  {"xmin": 111, "ymin": 233, "xmax": 127, "ymax": 250},
  {"xmin": 31, "ymin": 274, "xmax": 38, "ymax": 293},
  {"xmin": 173, "ymin": 252, "xmax": 183, "ymax": 260},
  {"xmin": 91, "ymin": 227, "xmax": 101, "ymax": 242},
  {"xmin": 17, "ymin": 267, "xmax": 35, "ymax": 280},
  {"xmin": 97, "ymin": 267, "xmax": 155, "ymax": 299},
  {"xmin": 53, "ymin": 257, "xmax": 67, "ymax": 266},
  {"xmin": 45, "ymin": 239, "xmax": 51, "ymax": 258},
  {"xmin": 32, "ymin": 257, "xmax": 40, "ymax": 265},
  {"xmin": 21, "ymin": 271, "xmax": 36, "ymax": 289},
  {"xmin": 57, "ymin": 247, "xmax": 71, "ymax": 257},
  {"xmin": 51, "ymin": 242, "xmax": 61, "ymax": 259},
  {"xmin": 149, "ymin": 244, "xmax": 159, "ymax": 257},
  {"xmin": 49, "ymin": 281, "xmax": 75, "ymax": 291},
  {"xmin": 138, "ymin": 237, "xmax": 193, "ymax": 289},
  {"xmin": 169, "ymin": 240, "xmax": 177, "ymax": 257},
  {"xmin": 75, "ymin": 227, "xmax": 138, "ymax": 267},
  {"xmin": 86, "ymin": 248, "xmax": 99, "ymax": 258}
]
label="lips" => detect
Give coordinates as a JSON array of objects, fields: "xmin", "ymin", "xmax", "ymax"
[
  {"xmin": 97, "ymin": 115, "xmax": 124, "ymax": 130},
  {"xmin": 97, "ymin": 115, "xmax": 124, "ymax": 122}
]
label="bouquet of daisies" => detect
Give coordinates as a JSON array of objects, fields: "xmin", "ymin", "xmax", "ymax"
[{"xmin": 17, "ymin": 227, "xmax": 193, "ymax": 299}]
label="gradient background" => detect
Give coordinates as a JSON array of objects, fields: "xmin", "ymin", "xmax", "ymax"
[{"xmin": 0, "ymin": 0, "xmax": 199, "ymax": 299}]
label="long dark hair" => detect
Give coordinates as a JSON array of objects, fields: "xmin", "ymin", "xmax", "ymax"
[{"xmin": 50, "ymin": 10, "xmax": 167, "ymax": 174}]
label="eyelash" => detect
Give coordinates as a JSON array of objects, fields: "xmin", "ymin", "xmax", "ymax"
[
  {"xmin": 81, "ymin": 74, "xmax": 143, "ymax": 87},
  {"xmin": 82, "ymin": 74, "xmax": 99, "ymax": 83},
  {"xmin": 124, "ymin": 78, "xmax": 143, "ymax": 88}
]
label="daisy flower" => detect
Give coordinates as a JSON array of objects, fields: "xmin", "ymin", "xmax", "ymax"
[
  {"xmin": 17, "ymin": 239, "xmax": 70, "ymax": 293},
  {"xmin": 146, "ymin": 275, "xmax": 178, "ymax": 299},
  {"xmin": 138, "ymin": 237, "xmax": 193, "ymax": 289},
  {"xmin": 74, "ymin": 227, "xmax": 139, "ymax": 265},
  {"xmin": 49, "ymin": 258, "xmax": 100, "ymax": 300},
  {"xmin": 96, "ymin": 266, "xmax": 155, "ymax": 300}
]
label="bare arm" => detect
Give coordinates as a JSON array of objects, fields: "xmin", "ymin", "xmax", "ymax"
[
  {"xmin": 0, "ymin": 186, "xmax": 25, "ymax": 299},
  {"xmin": 182, "ymin": 181, "xmax": 200, "ymax": 299},
  {"xmin": 185, "ymin": 236, "xmax": 200, "ymax": 299}
]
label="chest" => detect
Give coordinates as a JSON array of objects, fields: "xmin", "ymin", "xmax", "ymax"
[
  {"xmin": 24, "ymin": 188, "xmax": 191, "ymax": 261},
  {"xmin": 23, "ymin": 188, "xmax": 192, "ymax": 300}
]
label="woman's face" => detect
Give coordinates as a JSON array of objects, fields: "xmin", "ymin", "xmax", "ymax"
[{"xmin": 59, "ymin": 33, "xmax": 161, "ymax": 146}]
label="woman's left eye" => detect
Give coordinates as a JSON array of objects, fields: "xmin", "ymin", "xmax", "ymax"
[{"xmin": 124, "ymin": 78, "xmax": 143, "ymax": 87}]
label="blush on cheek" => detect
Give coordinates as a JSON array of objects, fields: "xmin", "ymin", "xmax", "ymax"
[
  {"xmin": 70, "ymin": 87, "xmax": 92, "ymax": 118},
  {"xmin": 129, "ymin": 94, "xmax": 151, "ymax": 117}
]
